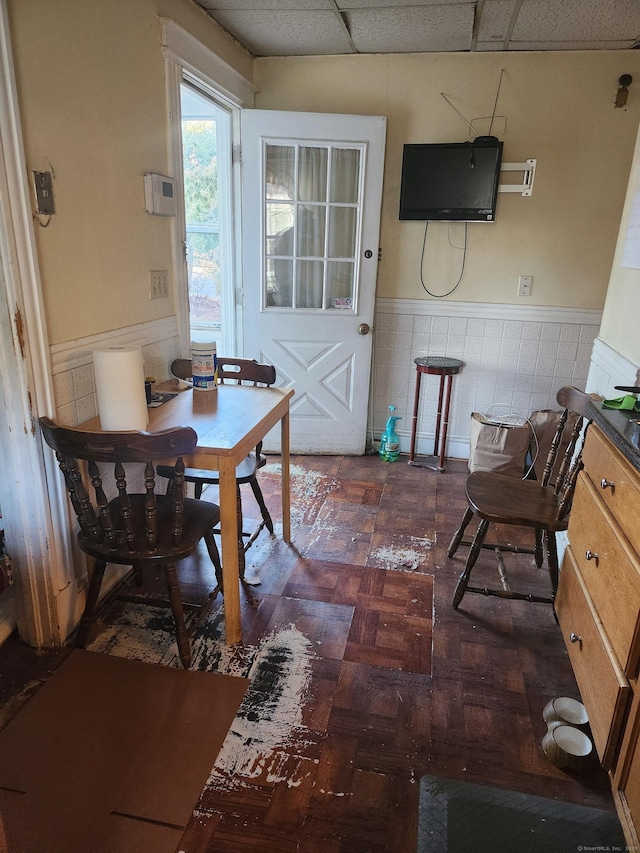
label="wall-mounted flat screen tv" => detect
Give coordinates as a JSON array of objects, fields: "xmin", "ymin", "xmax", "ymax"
[{"xmin": 399, "ymin": 139, "xmax": 504, "ymax": 222}]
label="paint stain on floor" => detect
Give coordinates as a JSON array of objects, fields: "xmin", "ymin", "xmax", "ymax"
[
  {"xmin": 88, "ymin": 605, "xmax": 319, "ymax": 794},
  {"xmin": 206, "ymin": 624, "xmax": 316, "ymax": 792}
]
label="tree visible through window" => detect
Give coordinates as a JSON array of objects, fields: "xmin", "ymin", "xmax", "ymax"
[
  {"xmin": 181, "ymin": 76, "xmax": 233, "ymax": 348},
  {"xmin": 183, "ymin": 119, "xmax": 220, "ymax": 334}
]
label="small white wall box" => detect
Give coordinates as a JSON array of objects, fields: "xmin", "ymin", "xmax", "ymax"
[{"xmin": 144, "ymin": 173, "xmax": 177, "ymax": 216}]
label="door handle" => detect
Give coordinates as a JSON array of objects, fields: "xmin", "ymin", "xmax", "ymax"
[{"xmin": 358, "ymin": 323, "xmax": 370, "ymax": 335}]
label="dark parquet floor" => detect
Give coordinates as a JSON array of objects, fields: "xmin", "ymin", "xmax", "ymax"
[{"xmin": 0, "ymin": 453, "xmax": 617, "ymax": 852}]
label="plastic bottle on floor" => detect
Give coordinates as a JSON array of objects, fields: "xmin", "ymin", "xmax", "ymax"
[{"xmin": 379, "ymin": 405, "xmax": 402, "ymax": 462}]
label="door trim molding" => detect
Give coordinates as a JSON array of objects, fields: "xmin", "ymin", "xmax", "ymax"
[
  {"xmin": 160, "ymin": 18, "xmax": 256, "ymax": 108},
  {"xmin": 0, "ymin": 0, "xmax": 69, "ymax": 647}
]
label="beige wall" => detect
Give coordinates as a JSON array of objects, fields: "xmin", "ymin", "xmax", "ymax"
[
  {"xmin": 599, "ymin": 120, "xmax": 640, "ymax": 367},
  {"xmin": 7, "ymin": 0, "xmax": 640, "ymax": 347},
  {"xmin": 7, "ymin": 0, "xmax": 251, "ymax": 346},
  {"xmin": 254, "ymin": 51, "xmax": 640, "ymax": 309}
]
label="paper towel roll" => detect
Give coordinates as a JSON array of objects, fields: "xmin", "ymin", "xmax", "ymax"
[{"xmin": 93, "ymin": 346, "xmax": 148, "ymax": 431}]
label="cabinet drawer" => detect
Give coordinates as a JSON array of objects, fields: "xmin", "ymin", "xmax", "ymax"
[
  {"xmin": 556, "ymin": 547, "xmax": 630, "ymax": 770},
  {"xmin": 582, "ymin": 426, "xmax": 640, "ymax": 557},
  {"xmin": 568, "ymin": 472, "xmax": 640, "ymax": 676}
]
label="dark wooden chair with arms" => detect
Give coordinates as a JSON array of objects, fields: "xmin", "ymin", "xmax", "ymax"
[
  {"xmin": 447, "ymin": 386, "xmax": 593, "ymax": 610},
  {"xmin": 161, "ymin": 356, "xmax": 277, "ymax": 581},
  {"xmin": 39, "ymin": 417, "xmax": 223, "ymax": 668}
]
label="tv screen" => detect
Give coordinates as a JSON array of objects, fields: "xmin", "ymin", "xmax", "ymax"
[{"xmin": 399, "ymin": 139, "xmax": 504, "ymax": 222}]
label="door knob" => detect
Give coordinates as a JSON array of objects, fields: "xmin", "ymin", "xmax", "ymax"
[
  {"xmin": 569, "ymin": 632, "xmax": 583, "ymax": 647},
  {"xmin": 600, "ymin": 478, "xmax": 615, "ymax": 490},
  {"xmin": 358, "ymin": 323, "xmax": 370, "ymax": 335}
]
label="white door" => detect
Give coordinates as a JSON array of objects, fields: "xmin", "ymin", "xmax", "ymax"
[{"xmin": 241, "ymin": 110, "xmax": 386, "ymax": 454}]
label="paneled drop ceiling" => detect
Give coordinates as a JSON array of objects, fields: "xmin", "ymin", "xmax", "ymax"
[{"xmin": 193, "ymin": 0, "xmax": 640, "ymax": 57}]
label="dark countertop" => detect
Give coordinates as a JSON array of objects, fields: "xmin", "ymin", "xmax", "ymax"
[{"xmin": 587, "ymin": 400, "xmax": 640, "ymax": 472}]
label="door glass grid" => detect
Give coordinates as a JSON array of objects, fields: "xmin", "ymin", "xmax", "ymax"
[{"xmin": 264, "ymin": 142, "xmax": 362, "ymax": 310}]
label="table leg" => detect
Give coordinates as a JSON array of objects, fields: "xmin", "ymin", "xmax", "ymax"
[
  {"xmin": 409, "ymin": 368, "xmax": 422, "ymax": 463},
  {"xmin": 218, "ymin": 457, "xmax": 242, "ymax": 644},
  {"xmin": 438, "ymin": 374, "xmax": 454, "ymax": 472},
  {"xmin": 281, "ymin": 411, "xmax": 291, "ymax": 543},
  {"xmin": 433, "ymin": 374, "xmax": 446, "ymax": 457}
]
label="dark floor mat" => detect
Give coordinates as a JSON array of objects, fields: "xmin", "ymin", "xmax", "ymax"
[{"xmin": 417, "ymin": 774, "xmax": 625, "ymax": 853}]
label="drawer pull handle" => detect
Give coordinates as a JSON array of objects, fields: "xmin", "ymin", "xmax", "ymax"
[
  {"xmin": 569, "ymin": 632, "xmax": 583, "ymax": 647},
  {"xmin": 585, "ymin": 550, "xmax": 599, "ymax": 563},
  {"xmin": 600, "ymin": 478, "xmax": 615, "ymax": 490}
]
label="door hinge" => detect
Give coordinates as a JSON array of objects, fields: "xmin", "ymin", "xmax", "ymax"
[
  {"xmin": 232, "ymin": 144, "xmax": 242, "ymax": 165},
  {"xmin": 378, "ymin": 247, "xmax": 382, "ymax": 261}
]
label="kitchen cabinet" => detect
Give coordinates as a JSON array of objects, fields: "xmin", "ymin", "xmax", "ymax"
[{"xmin": 556, "ymin": 418, "xmax": 640, "ymax": 848}]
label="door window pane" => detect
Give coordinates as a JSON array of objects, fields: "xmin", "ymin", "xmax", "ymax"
[
  {"xmin": 296, "ymin": 205, "xmax": 326, "ymax": 257},
  {"xmin": 266, "ymin": 257, "xmax": 293, "ymax": 307},
  {"xmin": 326, "ymin": 261, "xmax": 354, "ymax": 309},
  {"xmin": 266, "ymin": 202, "xmax": 294, "ymax": 254},
  {"xmin": 331, "ymin": 148, "xmax": 360, "ymax": 203},
  {"xmin": 296, "ymin": 261, "xmax": 324, "ymax": 308},
  {"xmin": 298, "ymin": 147, "xmax": 327, "ymax": 202},
  {"xmin": 328, "ymin": 207, "xmax": 357, "ymax": 258},
  {"xmin": 266, "ymin": 145, "xmax": 295, "ymax": 200}
]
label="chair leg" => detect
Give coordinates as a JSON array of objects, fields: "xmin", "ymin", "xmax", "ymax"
[
  {"xmin": 249, "ymin": 478, "xmax": 274, "ymax": 534},
  {"xmin": 194, "ymin": 481, "xmax": 203, "ymax": 499},
  {"xmin": 163, "ymin": 562, "xmax": 191, "ymax": 669},
  {"xmin": 204, "ymin": 530, "xmax": 223, "ymax": 588},
  {"xmin": 544, "ymin": 530, "xmax": 560, "ymax": 600},
  {"xmin": 76, "ymin": 558, "xmax": 107, "ymax": 648},
  {"xmin": 448, "ymin": 507, "xmax": 474, "ymax": 558},
  {"xmin": 534, "ymin": 528, "xmax": 544, "ymax": 567},
  {"xmin": 236, "ymin": 485, "xmax": 246, "ymax": 579},
  {"xmin": 452, "ymin": 518, "xmax": 489, "ymax": 609}
]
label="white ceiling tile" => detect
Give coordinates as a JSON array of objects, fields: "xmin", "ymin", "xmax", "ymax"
[
  {"xmin": 476, "ymin": 0, "xmax": 517, "ymax": 44},
  {"xmin": 195, "ymin": 0, "xmax": 640, "ymax": 56},
  {"xmin": 210, "ymin": 10, "xmax": 354, "ymax": 55},
  {"xmin": 504, "ymin": 40, "xmax": 638, "ymax": 50},
  {"xmin": 337, "ymin": 0, "xmax": 466, "ymax": 7},
  {"xmin": 201, "ymin": 0, "xmax": 333, "ymax": 9},
  {"xmin": 346, "ymin": 4, "xmax": 475, "ymax": 53},
  {"xmin": 512, "ymin": 0, "xmax": 640, "ymax": 43}
]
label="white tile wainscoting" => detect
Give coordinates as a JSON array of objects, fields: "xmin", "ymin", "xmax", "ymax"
[
  {"xmin": 586, "ymin": 336, "xmax": 640, "ymax": 400},
  {"xmin": 49, "ymin": 317, "xmax": 180, "ymax": 426},
  {"xmin": 47, "ymin": 309, "xmax": 622, "ymax": 466},
  {"xmin": 371, "ymin": 299, "xmax": 603, "ymax": 461}
]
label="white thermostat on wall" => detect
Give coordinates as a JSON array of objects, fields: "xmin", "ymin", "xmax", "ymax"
[{"xmin": 144, "ymin": 172, "xmax": 177, "ymax": 216}]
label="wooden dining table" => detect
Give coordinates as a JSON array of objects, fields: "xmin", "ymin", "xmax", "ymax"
[{"xmin": 84, "ymin": 383, "xmax": 294, "ymax": 644}]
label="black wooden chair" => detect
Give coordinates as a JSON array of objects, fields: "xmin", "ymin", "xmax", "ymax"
[
  {"xmin": 160, "ymin": 356, "xmax": 277, "ymax": 581},
  {"xmin": 39, "ymin": 417, "xmax": 223, "ymax": 668},
  {"xmin": 447, "ymin": 386, "xmax": 593, "ymax": 610}
]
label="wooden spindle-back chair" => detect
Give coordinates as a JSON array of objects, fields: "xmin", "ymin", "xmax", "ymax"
[
  {"xmin": 160, "ymin": 357, "xmax": 277, "ymax": 581},
  {"xmin": 39, "ymin": 417, "xmax": 223, "ymax": 668},
  {"xmin": 447, "ymin": 386, "xmax": 593, "ymax": 610}
]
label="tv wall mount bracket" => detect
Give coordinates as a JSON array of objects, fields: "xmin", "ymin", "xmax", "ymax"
[{"xmin": 498, "ymin": 159, "xmax": 537, "ymax": 196}]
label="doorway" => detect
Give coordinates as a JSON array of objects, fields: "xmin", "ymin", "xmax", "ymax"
[{"xmin": 180, "ymin": 81, "xmax": 236, "ymax": 354}]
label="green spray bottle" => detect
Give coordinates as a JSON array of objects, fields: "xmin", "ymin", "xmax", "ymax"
[{"xmin": 379, "ymin": 405, "xmax": 402, "ymax": 462}]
